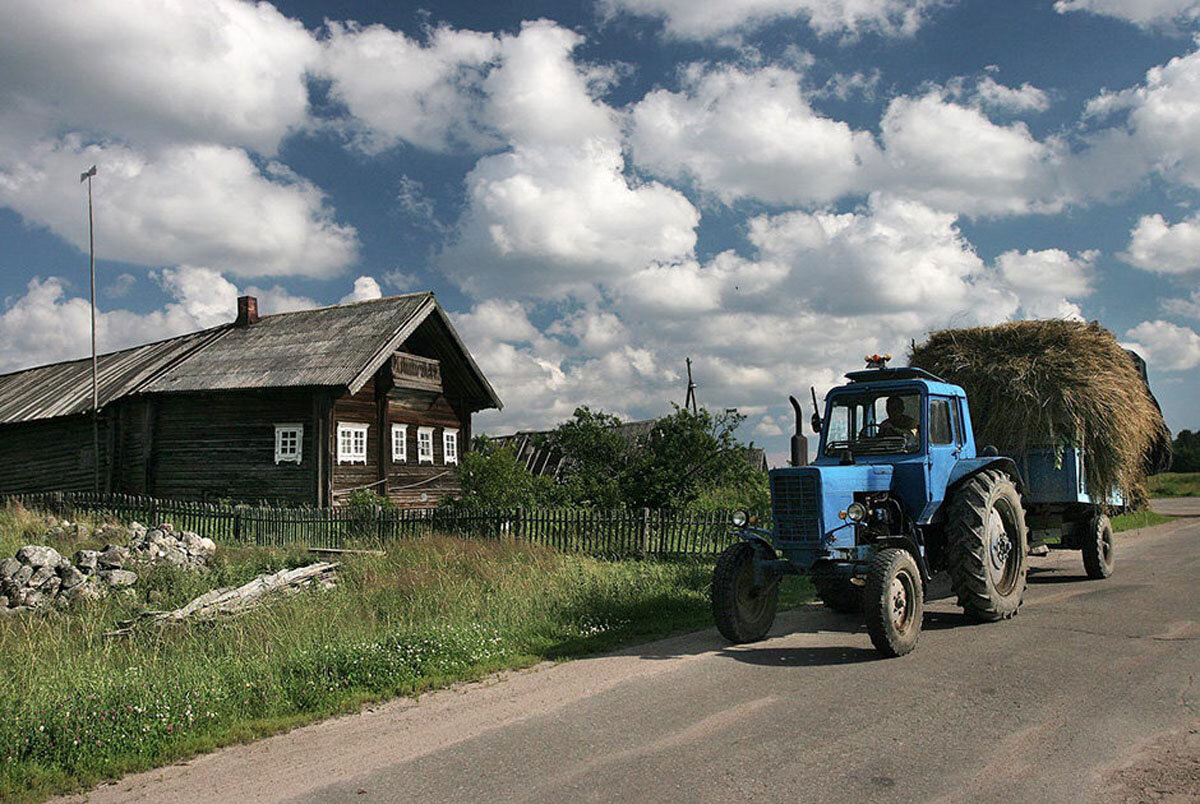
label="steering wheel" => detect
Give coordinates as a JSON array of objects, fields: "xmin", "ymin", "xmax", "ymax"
[{"xmin": 859, "ymin": 422, "xmax": 880, "ymax": 438}]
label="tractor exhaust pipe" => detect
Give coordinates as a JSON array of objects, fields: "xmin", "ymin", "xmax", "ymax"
[{"xmin": 789, "ymin": 395, "xmax": 808, "ymax": 466}]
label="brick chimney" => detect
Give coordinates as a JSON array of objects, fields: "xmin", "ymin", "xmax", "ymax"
[{"xmin": 235, "ymin": 295, "xmax": 259, "ymax": 327}]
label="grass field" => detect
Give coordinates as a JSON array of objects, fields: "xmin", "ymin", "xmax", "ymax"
[
  {"xmin": 1111, "ymin": 509, "xmax": 1173, "ymax": 532},
  {"xmin": 1146, "ymin": 472, "xmax": 1200, "ymax": 498},
  {"xmin": 0, "ymin": 503, "xmax": 812, "ymax": 802}
]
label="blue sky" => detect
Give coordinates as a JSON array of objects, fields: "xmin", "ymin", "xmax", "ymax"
[{"xmin": 0, "ymin": 0, "xmax": 1197, "ymax": 463}]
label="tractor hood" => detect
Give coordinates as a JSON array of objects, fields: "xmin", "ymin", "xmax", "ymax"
[{"xmin": 769, "ymin": 465, "xmax": 894, "ymax": 548}]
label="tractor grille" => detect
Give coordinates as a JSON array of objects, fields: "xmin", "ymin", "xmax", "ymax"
[{"xmin": 771, "ymin": 473, "xmax": 821, "ymax": 542}]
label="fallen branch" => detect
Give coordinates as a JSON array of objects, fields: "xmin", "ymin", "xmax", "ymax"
[{"xmin": 108, "ymin": 562, "xmax": 338, "ymax": 636}]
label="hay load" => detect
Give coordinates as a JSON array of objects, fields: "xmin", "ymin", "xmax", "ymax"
[{"xmin": 909, "ymin": 320, "xmax": 1169, "ymax": 502}]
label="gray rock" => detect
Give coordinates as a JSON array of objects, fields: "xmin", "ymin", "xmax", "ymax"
[
  {"xmin": 16, "ymin": 545, "xmax": 62, "ymax": 568},
  {"xmin": 0, "ymin": 557, "xmax": 20, "ymax": 580},
  {"xmin": 63, "ymin": 581, "xmax": 102, "ymax": 603},
  {"xmin": 23, "ymin": 589, "xmax": 45, "ymax": 608},
  {"xmin": 74, "ymin": 550, "xmax": 99, "ymax": 573},
  {"xmin": 0, "ymin": 605, "xmax": 32, "ymax": 617},
  {"xmin": 58, "ymin": 565, "xmax": 87, "ymax": 590},
  {"xmin": 0, "ymin": 595, "xmax": 7, "ymax": 608},
  {"xmin": 39, "ymin": 576, "xmax": 61, "ymax": 597},
  {"xmin": 28, "ymin": 565, "xmax": 56, "ymax": 588},
  {"xmin": 163, "ymin": 546, "xmax": 188, "ymax": 566},
  {"xmin": 98, "ymin": 569, "xmax": 138, "ymax": 588},
  {"xmin": 11, "ymin": 564, "xmax": 33, "ymax": 588},
  {"xmin": 97, "ymin": 546, "xmax": 128, "ymax": 569},
  {"xmin": 0, "ymin": 579, "xmax": 17, "ymax": 599}
]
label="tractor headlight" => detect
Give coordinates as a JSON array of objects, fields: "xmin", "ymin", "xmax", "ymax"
[
  {"xmin": 731, "ymin": 510, "xmax": 749, "ymax": 528},
  {"xmin": 846, "ymin": 502, "xmax": 867, "ymax": 522}
]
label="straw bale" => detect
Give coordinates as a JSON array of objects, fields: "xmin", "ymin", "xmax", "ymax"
[{"xmin": 909, "ymin": 320, "xmax": 1167, "ymax": 501}]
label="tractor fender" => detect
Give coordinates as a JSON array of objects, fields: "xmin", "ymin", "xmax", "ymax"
[
  {"xmin": 917, "ymin": 457, "xmax": 1024, "ymax": 526},
  {"xmin": 737, "ymin": 531, "xmax": 778, "ymax": 559},
  {"xmin": 874, "ymin": 535, "xmax": 933, "ymax": 582},
  {"xmin": 948, "ymin": 456, "xmax": 1024, "ymax": 493}
]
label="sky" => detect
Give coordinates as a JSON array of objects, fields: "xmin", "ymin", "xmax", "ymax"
[{"xmin": 0, "ymin": 0, "xmax": 1198, "ymax": 465}]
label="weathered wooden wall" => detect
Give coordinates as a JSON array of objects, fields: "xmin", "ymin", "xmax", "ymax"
[
  {"xmin": 329, "ymin": 363, "xmax": 470, "ymax": 508},
  {"xmin": 150, "ymin": 388, "xmax": 319, "ymax": 504},
  {"xmin": 0, "ymin": 413, "xmax": 111, "ymax": 495}
]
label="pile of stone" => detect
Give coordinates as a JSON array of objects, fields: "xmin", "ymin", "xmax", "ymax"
[{"xmin": 0, "ymin": 521, "xmax": 216, "ymax": 615}]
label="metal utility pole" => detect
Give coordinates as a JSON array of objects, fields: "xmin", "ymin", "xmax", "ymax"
[
  {"xmin": 81, "ymin": 164, "xmax": 98, "ymax": 492},
  {"xmin": 684, "ymin": 357, "xmax": 698, "ymax": 415}
]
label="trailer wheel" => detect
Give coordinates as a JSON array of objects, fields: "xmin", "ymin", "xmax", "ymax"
[
  {"xmin": 863, "ymin": 548, "xmax": 923, "ymax": 657},
  {"xmin": 1081, "ymin": 514, "xmax": 1115, "ymax": 580},
  {"xmin": 813, "ymin": 574, "xmax": 862, "ymax": 613},
  {"xmin": 945, "ymin": 469, "xmax": 1028, "ymax": 622},
  {"xmin": 711, "ymin": 542, "xmax": 778, "ymax": 643}
]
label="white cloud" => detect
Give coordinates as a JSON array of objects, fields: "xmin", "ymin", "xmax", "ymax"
[
  {"xmin": 1054, "ymin": 0, "xmax": 1200, "ymax": 28},
  {"xmin": 600, "ymin": 0, "xmax": 944, "ymax": 40},
  {"xmin": 745, "ymin": 193, "xmax": 1016, "ymax": 317},
  {"xmin": 995, "ymin": 248, "xmax": 1096, "ymax": 319},
  {"xmin": 1121, "ymin": 210, "xmax": 1200, "ymax": 272},
  {"xmin": 1162, "ymin": 289, "xmax": 1200, "ymax": 318},
  {"xmin": 1083, "ymin": 46, "xmax": 1200, "ymax": 191},
  {"xmin": 972, "ymin": 77, "xmax": 1051, "ymax": 114},
  {"xmin": 320, "ymin": 22, "xmax": 500, "ymax": 153},
  {"xmin": 439, "ymin": 21, "xmax": 699, "ymax": 299},
  {"xmin": 0, "ymin": 0, "xmax": 318, "ymax": 155},
  {"xmin": 0, "ymin": 137, "xmax": 358, "ymax": 278},
  {"xmin": 339, "ymin": 276, "xmax": 383, "ymax": 304},
  {"xmin": 1124, "ymin": 320, "xmax": 1200, "ymax": 370},
  {"xmin": 0, "ymin": 269, "xmax": 376, "ymax": 374},
  {"xmin": 628, "ymin": 63, "xmax": 879, "ymax": 204},
  {"xmin": 877, "ymin": 91, "xmax": 1069, "ymax": 215}
]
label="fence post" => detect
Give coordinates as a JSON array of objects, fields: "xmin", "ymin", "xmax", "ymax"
[{"xmin": 641, "ymin": 507, "xmax": 651, "ymax": 555}]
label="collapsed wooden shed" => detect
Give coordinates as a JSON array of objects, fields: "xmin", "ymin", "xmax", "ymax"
[{"xmin": 0, "ymin": 293, "xmax": 501, "ymax": 507}]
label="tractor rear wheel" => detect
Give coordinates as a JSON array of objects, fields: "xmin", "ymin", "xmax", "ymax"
[
  {"xmin": 863, "ymin": 548, "xmax": 923, "ymax": 657},
  {"xmin": 945, "ymin": 469, "xmax": 1028, "ymax": 622},
  {"xmin": 813, "ymin": 574, "xmax": 862, "ymax": 613},
  {"xmin": 1081, "ymin": 513, "xmax": 1115, "ymax": 579},
  {"xmin": 711, "ymin": 542, "xmax": 778, "ymax": 643}
]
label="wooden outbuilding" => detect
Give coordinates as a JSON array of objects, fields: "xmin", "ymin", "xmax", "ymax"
[{"xmin": 0, "ymin": 293, "xmax": 501, "ymax": 507}]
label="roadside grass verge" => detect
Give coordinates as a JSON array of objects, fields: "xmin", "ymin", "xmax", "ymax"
[
  {"xmin": 0, "ymin": 517, "xmax": 812, "ymax": 802},
  {"xmin": 1146, "ymin": 472, "xmax": 1200, "ymax": 498},
  {"xmin": 1112, "ymin": 509, "xmax": 1173, "ymax": 532}
]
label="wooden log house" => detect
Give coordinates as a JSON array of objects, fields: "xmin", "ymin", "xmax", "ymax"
[{"xmin": 0, "ymin": 293, "xmax": 501, "ymax": 507}]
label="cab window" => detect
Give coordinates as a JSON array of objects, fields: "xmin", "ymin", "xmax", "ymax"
[{"xmin": 930, "ymin": 399, "xmax": 953, "ymax": 445}]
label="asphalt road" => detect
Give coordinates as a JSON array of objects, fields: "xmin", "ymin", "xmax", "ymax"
[{"xmin": 73, "ymin": 504, "xmax": 1199, "ymax": 804}]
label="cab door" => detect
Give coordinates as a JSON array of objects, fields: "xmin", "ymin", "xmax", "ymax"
[{"xmin": 925, "ymin": 396, "xmax": 959, "ymax": 506}]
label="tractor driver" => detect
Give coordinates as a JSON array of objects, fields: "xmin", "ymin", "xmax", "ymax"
[{"xmin": 879, "ymin": 396, "xmax": 918, "ymax": 439}]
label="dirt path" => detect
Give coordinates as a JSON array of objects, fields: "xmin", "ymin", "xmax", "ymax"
[{"xmin": 65, "ymin": 515, "xmax": 1200, "ymax": 803}]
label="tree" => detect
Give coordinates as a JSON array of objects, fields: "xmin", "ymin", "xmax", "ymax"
[
  {"xmin": 442, "ymin": 439, "xmax": 563, "ymax": 511},
  {"xmin": 541, "ymin": 406, "xmax": 629, "ymax": 508},
  {"xmin": 1171, "ymin": 429, "xmax": 1200, "ymax": 472}
]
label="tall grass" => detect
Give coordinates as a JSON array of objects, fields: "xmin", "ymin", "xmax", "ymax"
[
  {"xmin": 0, "ymin": 515, "xmax": 812, "ymax": 801},
  {"xmin": 1146, "ymin": 472, "xmax": 1200, "ymax": 498}
]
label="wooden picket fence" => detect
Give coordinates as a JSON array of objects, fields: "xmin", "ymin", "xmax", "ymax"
[{"xmin": 3, "ymin": 492, "xmax": 763, "ymax": 557}]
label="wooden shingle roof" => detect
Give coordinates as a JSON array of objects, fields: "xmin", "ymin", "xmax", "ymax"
[{"xmin": 0, "ymin": 293, "xmax": 501, "ymax": 425}]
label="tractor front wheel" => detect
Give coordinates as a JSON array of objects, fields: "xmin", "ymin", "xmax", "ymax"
[
  {"xmin": 711, "ymin": 542, "xmax": 778, "ymax": 643},
  {"xmin": 945, "ymin": 469, "xmax": 1028, "ymax": 621},
  {"xmin": 863, "ymin": 548, "xmax": 923, "ymax": 657},
  {"xmin": 1081, "ymin": 514, "xmax": 1115, "ymax": 579}
]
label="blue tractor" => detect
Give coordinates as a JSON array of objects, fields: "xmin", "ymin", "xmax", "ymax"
[{"xmin": 712, "ymin": 355, "xmax": 1120, "ymax": 657}]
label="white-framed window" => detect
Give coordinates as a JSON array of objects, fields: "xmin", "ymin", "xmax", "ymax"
[
  {"xmin": 274, "ymin": 423, "xmax": 303, "ymax": 465},
  {"xmin": 417, "ymin": 426, "xmax": 434, "ymax": 464},
  {"xmin": 337, "ymin": 422, "xmax": 369, "ymax": 465},
  {"xmin": 443, "ymin": 427, "xmax": 459, "ymax": 465},
  {"xmin": 391, "ymin": 423, "xmax": 408, "ymax": 463}
]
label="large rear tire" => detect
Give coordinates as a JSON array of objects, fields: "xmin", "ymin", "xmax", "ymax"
[
  {"xmin": 711, "ymin": 542, "xmax": 778, "ymax": 643},
  {"xmin": 945, "ymin": 469, "xmax": 1028, "ymax": 622},
  {"xmin": 813, "ymin": 574, "xmax": 862, "ymax": 613},
  {"xmin": 863, "ymin": 548, "xmax": 923, "ymax": 658},
  {"xmin": 1081, "ymin": 514, "xmax": 1115, "ymax": 579}
]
